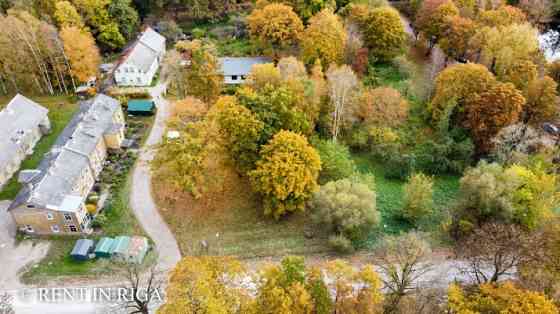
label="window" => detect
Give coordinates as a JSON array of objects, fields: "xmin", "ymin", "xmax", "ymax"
[
  {"xmin": 137, "ymin": 77, "xmax": 141, "ymax": 83},
  {"xmin": 46, "ymin": 212, "xmax": 54, "ymax": 220},
  {"xmin": 27, "ymin": 204, "xmax": 35, "ymax": 209},
  {"xmin": 69, "ymin": 225, "xmax": 78, "ymax": 233},
  {"xmin": 25, "ymin": 225, "xmax": 34, "ymax": 233},
  {"xmin": 241, "ymin": 76, "xmax": 246, "ymax": 80},
  {"xmin": 231, "ymin": 75, "xmax": 238, "ymax": 81},
  {"xmin": 64, "ymin": 213, "xmax": 73, "ymax": 222},
  {"xmin": 51, "ymin": 225, "xmax": 60, "ymax": 233}
]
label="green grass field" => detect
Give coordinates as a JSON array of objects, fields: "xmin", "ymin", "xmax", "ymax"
[{"xmin": 0, "ymin": 95, "xmax": 78, "ymax": 200}]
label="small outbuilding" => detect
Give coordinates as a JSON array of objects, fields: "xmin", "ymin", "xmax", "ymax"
[
  {"xmin": 70, "ymin": 239, "xmax": 95, "ymax": 261},
  {"xmin": 112, "ymin": 236, "xmax": 131, "ymax": 261},
  {"xmin": 127, "ymin": 99, "xmax": 155, "ymax": 115},
  {"xmin": 94, "ymin": 237, "xmax": 115, "ymax": 258},
  {"xmin": 126, "ymin": 236, "xmax": 150, "ymax": 264}
]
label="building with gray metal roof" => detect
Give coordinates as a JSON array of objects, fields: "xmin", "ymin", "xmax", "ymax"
[{"xmin": 219, "ymin": 57, "xmax": 272, "ymax": 84}]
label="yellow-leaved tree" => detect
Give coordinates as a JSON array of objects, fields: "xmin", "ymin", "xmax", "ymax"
[
  {"xmin": 362, "ymin": 6, "xmax": 407, "ymax": 60},
  {"xmin": 54, "ymin": 1, "xmax": 85, "ymax": 28},
  {"xmin": 60, "ymin": 26, "xmax": 100, "ymax": 83},
  {"xmin": 301, "ymin": 9, "xmax": 346, "ymax": 67},
  {"xmin": 247, "ymin": 3, "xmax": 303, "ymax": 54},
  {"xmin": 249, "ymin": 130, "xmax": 321, "ymax": 219}
]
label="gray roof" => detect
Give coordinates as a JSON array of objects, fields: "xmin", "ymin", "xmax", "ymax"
[
  {"xmin": 219, "ymin": 57, "xmax": 273, "ymax": 76},
  {"xmin": 71, "ymin": 239, "xmax": 94, "ymax": 257},
  {"xmin": 120, "ymin": 27, "xmax": 165, "ymax": 72},
  {"xmin": 0, "ymin": 94, "xmax": 49, "ymax": 168},
  {"xmin": 9, "ymin": 94, "xmax": 121, "ymax": 212}
]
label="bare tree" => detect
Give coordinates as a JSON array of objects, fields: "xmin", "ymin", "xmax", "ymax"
[
  {"xmin": 0, "ymin": 293, "xmax": 14, "ymax": 314},
  {"xmin": 454, "ymin": 223, "xmax": 538, "ymax": 284},
  {"xmin": 375, "ymin": 232, "xmax": 433, "ymax": 314},
  {"xmin": 120, "ymin": 263, "xmax": 165, "ymax": 314},
  {"xmin": 326, "ymin": 65, "xmax": 359, "ymax": 142}
]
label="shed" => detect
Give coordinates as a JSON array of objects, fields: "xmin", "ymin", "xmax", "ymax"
[
  {"xmin": 94, "ymin": 237, "xmax": 115, "ymax": 258},
  {"xmin": 127, "ymin": 99, "xmax": 155, "ymax": 115},
  {"xmin": 126, "ymin": 236, "xmax": 150, "ymax": 264},
  {"xmin": 70, "ymin": 239, "xmax": 95, "ymax": 261},
  {"xmin": 112, "ymin": 236, "xmax": 131, "ymax": 261}
]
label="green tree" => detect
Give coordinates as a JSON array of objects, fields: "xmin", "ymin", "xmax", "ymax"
[
  {"xmin": 362, "ymin": 6, "xmax": 407, "ymax": 60},
  {"xmin": 108, "ymin": 0, "xmax": 139, "ymax": 40},
  {"xmin": 313, "ymin": 139, "xmax": 356, "ymax": 184},
  {"xmin": 249, "ymin": 131, "xmax": 321, "ymax": 219},
  {"xmin": 97, "ymin": 22, "xmax": 126, "ymax": 49},
  {"xmin": 301, "ymin": 9, "xmax": 346, "ymax": 67},
  {"xmin": 212, "ymin": 96, "xmax": 264, "ymax": 173},
  {"xmin": 401, "ymin": 173, "xmax": 434, "ymax": 224},
  {"xmin": 311, "ymin": 177, "xmax": 379, "ymax": 250}
]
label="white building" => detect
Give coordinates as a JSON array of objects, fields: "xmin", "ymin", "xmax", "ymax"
[
  {"xmin": 0, "ymin": 95, "xmax": 50, "ymax": 188},
  {"xmin": 219, "ymin": 57, "xmax": 272, "ymax": 85},
  {"xmin": 114, "ymin": 27, "xmax": 166, "ymax": 87}
]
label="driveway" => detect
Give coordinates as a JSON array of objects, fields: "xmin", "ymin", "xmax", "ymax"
[
  {"xmin": 0, "ymin": 201, "xmax": 49, "ymax": 290},
  {"xmin": 130, "ymin": 83, "xmax": 182, "ymax": 272}
]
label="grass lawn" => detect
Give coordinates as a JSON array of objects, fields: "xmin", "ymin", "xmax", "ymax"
[
  {"xmin": 0, "ymin": 95, "xmax": 78, "ymax": 200},
  {"xmin": 20, "ymin": 114, "xmax": 155, "ymax": 284},
  {"xmin": 352, "ymin": 152, "xmax": 460, "ymax": 245}
]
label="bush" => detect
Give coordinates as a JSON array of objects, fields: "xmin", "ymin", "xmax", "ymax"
[
  {"xmin": 313, "ymin": 139, "xmax": 356, "ymax": 184},
  {"xmin": 384, "ymin": 153, "xmax": 415, "ymax": 180},
  {"xmin": 86, "ymin": 204, "xmax": 97, "ymax": 215},
  {"xmin": 91, "ymin": 213, "xmax": 108, "ymax": 229},
  {"xmin": 401, "ymin": 173, "xmax": 434, "ymax": 224},
  {"xmin": 191, "ymin": 27, "xmax": 207, "ymax": 39},
  {"xmin": 311, "ymin": 177, "xmax": 380, "ymax": 248},
  {"xmin": 328, "ymin": 234, "xmax": 355, "ymax": 254},
  {"xmin": 413, "ymin": 137, "xmax": 474, "ymax": 175}
]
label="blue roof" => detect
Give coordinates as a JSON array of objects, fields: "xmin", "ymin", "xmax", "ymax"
[
  {"xmin": 219, "ymin": 57, "xmax": 272, "ymax": 76},
  {"xmin": 128, "ymin": 99, "xmax": 154, "ymax": 112}
]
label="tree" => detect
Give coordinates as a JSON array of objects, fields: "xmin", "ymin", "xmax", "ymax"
[
  {"xmin": 439, "ymin": 15, "xmax": 476, "ymax": 61},
  {"xmin": 323, "ymin": 260, "xmax": 384, "ymax": 313},
  {"xmin": 249, "ymin": 131, "xmax": 321, "ymax": 219},
  {"xmin": 451, "ymin": 162, "xmax": 559, "ymax": 232},
  {"xmin": 464, "ymin": 82, "xmax": 524, "ymax": 153},
  {"xmin": 518, "ymin": 0, "xmax": 553, "ymax": 25},
  {"xmin": 212, "ymin": 96, "xmax": 264, "ymax": 173},
  {"xmin": 278, "ymin": 0, "xmax": 336, "ymax": 22},
  {"xmin": 301, "ymin": 9, "xmax": 346, "ymax": 67},
  {"xmin": 547, "ymin": 60, "xmax": 560, "ymax": 88},
  {"xmin": 119, "ymin": 264, "xmax": 164, "ymax": 314},
  {"xmin": 277, "ymin": 56, "xmax": 307, "ymax": 80},
  {"xmin": 54, "ymin": 1, "xmax": 84, "ymax": 28},
  {"xmin": 313, "ymin": 138, "xmax": 356, "ymax": 184},
  {"xmin": 252, "ymin": 256, "xmax": 314, "ymax": 314},
  {"xmin": 245, "ymin": 63, "xmax": 282, "ymax": 91},
  {"xmin": 430, "ymin": 63, "xmax": 496, "ymax": 123},
  {"xmin": 247, "ymin": 3, "xmax": 304, "ymax": 53},
  {"xmin": 311, "ymin": 177, "xmax": 379, "ymax": 250},
  {"xmin": 108, "ymin": 0, "xmax": 139, "ymax": 40},
  {"xmin": 498, "ymin": 59, "xmax": 537, "ymax": 93},
  {"xmin": 96, "ymin": 22, "xmax": 126, "ymax": 49},
  {"xmin": 358, "ymin": 87, "xmax": 409, "ymax": 128},
  {"xmin": 448, "ymin": 282, "xmax": 559, "ymax": 314},
  {"xmin": 159, "ymin": 256, "xmax": 250, "ymax": 314},
  {"xmin": 401, "ymin": 173, "xmax": 434, "ymax": 224},
  {"xmin": 476, "ymin": 5, "xmax": 527, "ymax": 27},
  {"xmin": 362, "ymin": 6, "xmax": 407, "ymax": 60},
  {"xmin": 60, "ymin": 26, "xmax": 101, "ymax": 83},
  {"xmin": 525, "ymin": 76, "xmax": 559, "ymax": 126},
  {"xmin": 326, "ymin": 65, "xmax": 360, "ymax": 141},
  {"xmin": 182, "ymin": 40, "xmax": 223, "ymax": 103},
  {"xmin": 415, "ymin": 0, "xmax": 459, "ymax": 49}
]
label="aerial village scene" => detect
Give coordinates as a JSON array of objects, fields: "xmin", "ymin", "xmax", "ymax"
[{"xmin": 1, "ymin": 0, "xmax": 560, "ymax": 313}]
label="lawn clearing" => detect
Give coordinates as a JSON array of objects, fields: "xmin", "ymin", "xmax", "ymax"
[{"xmin": 0, "ymin": 95, "xmax": 78, "ymax": 200}]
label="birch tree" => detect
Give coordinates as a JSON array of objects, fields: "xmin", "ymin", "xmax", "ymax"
[{"xmin": 326, "ymin": 65, "xmax": 359, "ymax": 142}]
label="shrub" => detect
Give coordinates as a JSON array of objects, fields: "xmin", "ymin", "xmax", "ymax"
[
  {"xmin": 86, "ymin": 204, "xmax": 97, "ymax": 215},
  {"xmin": 384, "ymin": 153, "xmax": 415, "ymax": 180},
  {"xmin": 401, "ymin": 173, "xmax": 434, "ymax": 224},
  {"xmin": 328, "ymin": 234, "xmax": 355, "ymax": 254},
  {"xmin": 191, "ymin": 27, "xmax": 207, "ymax": 39},
  {"xmin": 311, "ymin": 177, "xmax": 380, "ymax": 248},
  {"xmin": 313, "ymin": 139, "xmax": 356, "ymax": 184},
  {"xmin": 91, "ymin": 213, "xmax": 108, "ymax": 229}
]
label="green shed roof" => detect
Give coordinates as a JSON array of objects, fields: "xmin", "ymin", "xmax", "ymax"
[
  {"xmin": 112, "ymin": 236, "xmax": 131, "ymax": 255},
  {"xmin": 94, "ymin": 237, "xmax": 115, "ymax": 255},
  {"xmin": 127, "ymin": 99, "xmax": 154, "ymax": 112}
]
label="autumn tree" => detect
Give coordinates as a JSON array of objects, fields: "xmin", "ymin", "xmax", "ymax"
[
  {"xmin": 159, "ymin": 256, "xmax": 250, "ymax": 313},
  {"xmin": 415, "ymin": 0, "xmax": 459, "ymax": 49},
  {"xmin": 311, "ymin": 177, "xmax": 379, "ymax": 252},
  {"xmin": 439, "ymin": 15, "xmax": 476, "ymax": 61},
  {"xmin": 278, "ymin": 0, "xmax": 336, "ymax": 22},
  {"xmin": 182, "ymin": 40, "xmax": 223, "ymax": 103},
  {"xmin": 498, "ymin": 59, "xmax": 537, "ymax": 93},
  {"xmin": 301, "ymin": 9, "xmax": 346, "ymax": 67},
  {"xmin": 247, "ymin": 3, "xmax": 304, "ymax": 54},
  {"xmin": 476, "ymin": 5, "xmax": 527, "ymax": 27},
  {"xmin": 358, "ymin": 87, "xmax": 409, "ymax": 128},
  {"xmin": 54, "ymin": 1, "xmax": 84, "ymax": 28},
  {"xmin": 212, "ymin": 96, "xmax": 264, "ymax": 173},
  {"xmin": 464, "ymin": 82, "xmax": 524, "ymax": 152},
  {"xmin": 400, "ymin": 173, "xmax": 434, "ymax": 224},
  {"xmin": 375, "ymin": 232, "xmax": 433, "ymax": 313},
  {"xmin": 525, "ymin": 76, "xmax": 559, "ymax": 126},
  {"xmin": 547, "ymin": 60, "xmax": 560, "ymax": 87},
  {"xmin": 327, "ymin": 65, "xmax": 360, "ymax": 141},
  {"xmin": 448, "ymin": 282, "xmax": 559, "ymax": 313},
  {"xmin": 518, "ymin": 0, "xmax": 552, "ymax": 25},
  {"xmin": 249, "ymin": 131, "xmax": 321, "ymax": 219},
  {"xmin": 60, "ymin": 26, "xmax": 101, "ymax": 83},
  {"xmin": 245, "ymin": 63, "xmax": 282, "ymax": 91},
  {"xmin": 362, "ymin": 6, "xmax": 407, "ymax": 60}
]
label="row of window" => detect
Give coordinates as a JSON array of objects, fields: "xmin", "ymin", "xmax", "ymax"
[
  {"xmin": 230, "ymin": 75, "xmax": 246, "ymax": 81},
  {"xmin": 24, "ymin": 224, "xmax": 77, "ymax": 233},
  {"xmin": 46, "ymin": 212, "xmax": 73, "ymax": 222}
]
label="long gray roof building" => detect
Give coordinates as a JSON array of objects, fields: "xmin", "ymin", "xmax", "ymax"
[{"xmin": 9, "ymin": 94, "xmax": 122, "ymax": 212}]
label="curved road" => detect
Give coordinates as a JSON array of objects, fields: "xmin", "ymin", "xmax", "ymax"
[{"xmin": 130, "ymin": 83, "xmax": 182, "ymax": 272}]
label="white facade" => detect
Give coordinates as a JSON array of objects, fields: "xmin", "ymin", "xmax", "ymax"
[{"xmin": 114, "ymin": 27, "xmax": 166, "ymax": 87}]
